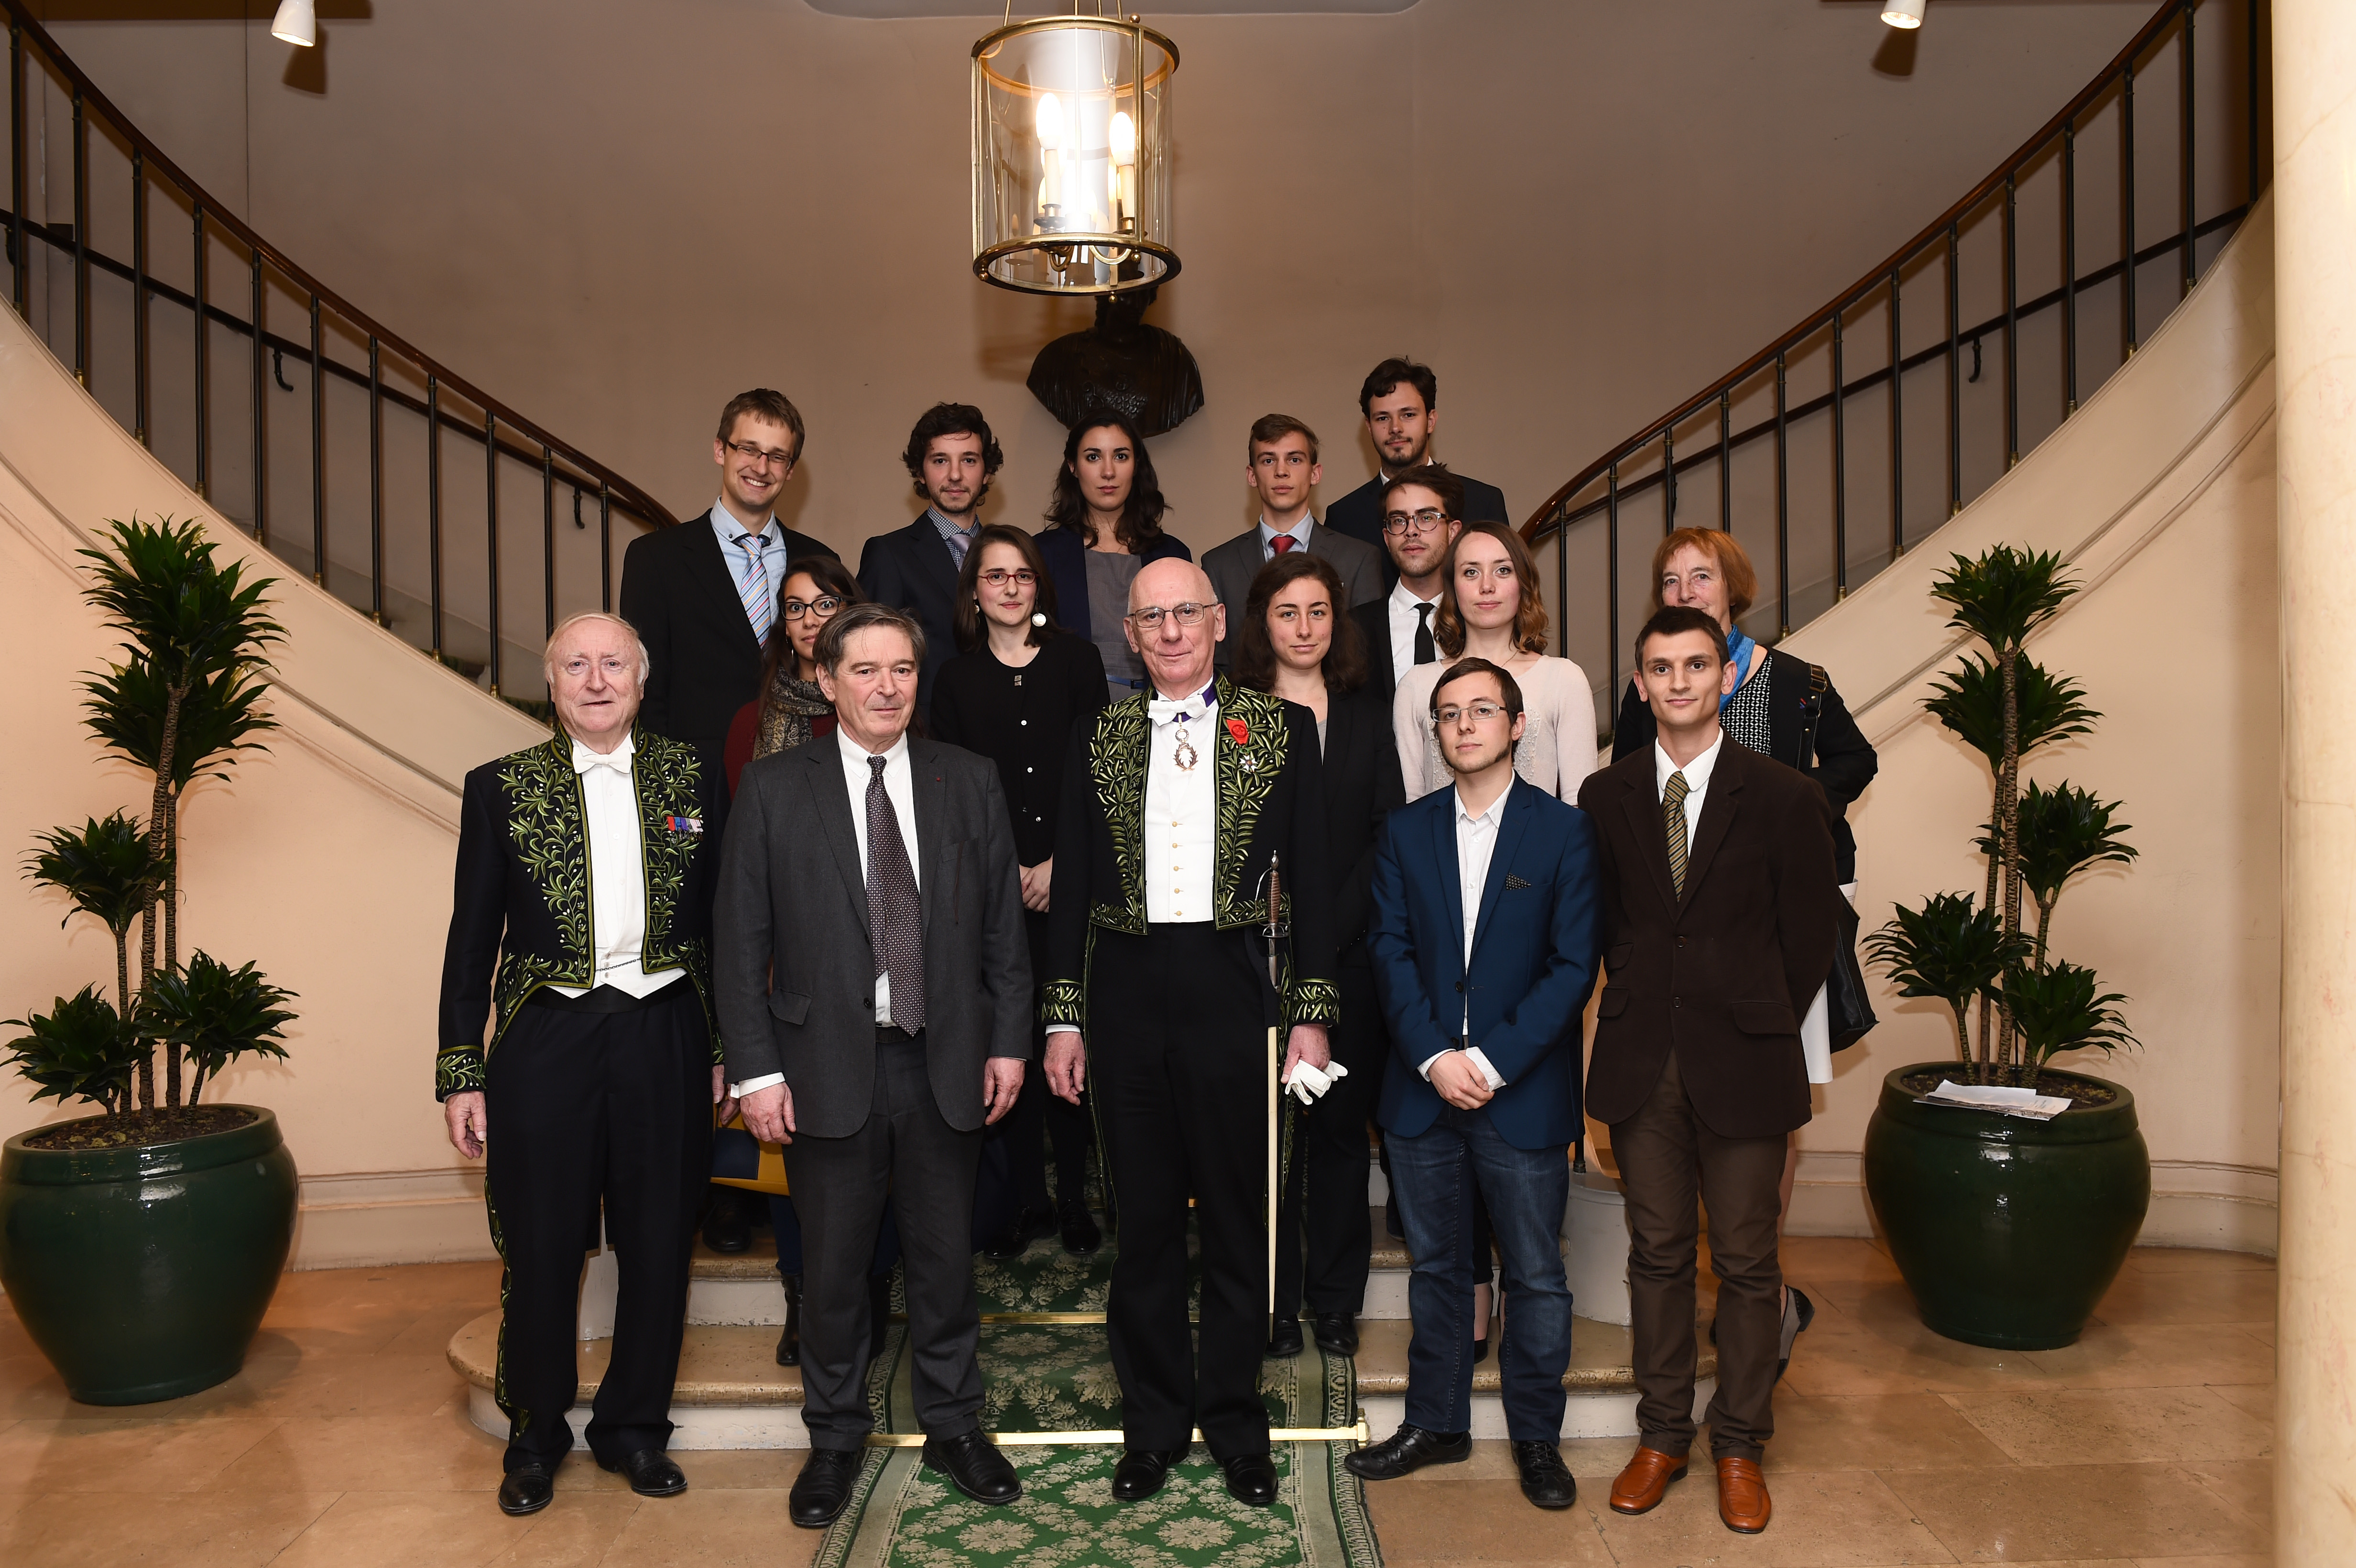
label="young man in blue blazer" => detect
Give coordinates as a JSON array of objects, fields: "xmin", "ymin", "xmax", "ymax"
[{"xmin": 1349, "ymin": 656, "xmax": 1603, "ymax": 1510}]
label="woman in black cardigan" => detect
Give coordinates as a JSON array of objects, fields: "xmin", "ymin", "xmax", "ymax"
[
  {"xmin": 1611, "ymin": 526, "xmax": 1877, "ymax": 1365},
  {"xmin": 1233, "ymin": 550, "xmax": 1406, "ymax": 1359},
  {"xmin": 930, "ymin": 523, "xmax": 1110, "ymax": 1260}
]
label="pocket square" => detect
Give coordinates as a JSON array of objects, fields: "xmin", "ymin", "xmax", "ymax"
[{"xmin": 1504, "ymin": 873, "xmax": 1532, "ymax": 891}]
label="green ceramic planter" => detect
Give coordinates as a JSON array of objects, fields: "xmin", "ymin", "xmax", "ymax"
[
  {"xmin": 1862, "ymin": 1064, "xmax": 2149, "ymax": 1351},
  {"xmin": 0, "ymin": 1107, "xmax": 297, "ymax": 1404}
]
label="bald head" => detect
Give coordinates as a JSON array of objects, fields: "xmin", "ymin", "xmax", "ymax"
[{"xmin": 1124, "ymin": 556, "xmax": 1225, "ymax": 700}]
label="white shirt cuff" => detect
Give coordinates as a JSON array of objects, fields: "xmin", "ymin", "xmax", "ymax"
[
  {"xmin": 1045, "ymin": 1025, "xmax": 1081, "ymax": 1038},
  {"xmin": 730, "ymin": 1073, "xmax": 785, "ymax": 1098},
  {"xmin": 1416, "ymin": 1047, "xmax": 1505, "ymax": 1089}
]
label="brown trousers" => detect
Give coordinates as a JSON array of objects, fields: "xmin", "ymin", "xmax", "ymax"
[{"xmin": 1610, "ymin": 1051, "xmax": 1787, "ymax": 1460}]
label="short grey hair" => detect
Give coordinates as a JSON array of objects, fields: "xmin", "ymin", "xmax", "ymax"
[
  {"xmin": 544, "ymin": 612, "xmax": 651, "ymax": 686},
  {"xmin": 814, "ymin": 601, "xmax": 926, "ymax": 674}
]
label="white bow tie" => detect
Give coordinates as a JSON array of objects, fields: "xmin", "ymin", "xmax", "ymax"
[
  {"xmin": 572, "ymin": 738, "xmax": 634, "ymax": 777},
  {"xmin": 1147, "ymin": 687, "xmax": 1215, "ymax": 727}
]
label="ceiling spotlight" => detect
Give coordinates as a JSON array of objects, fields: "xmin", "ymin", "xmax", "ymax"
[
  {"xmin": 1881, "ymin": 0, "xmax": 1927, "ymax": 27},
  {"xmin": 271, "ymin": 0, "xmax": 316, "ymax": 47}
]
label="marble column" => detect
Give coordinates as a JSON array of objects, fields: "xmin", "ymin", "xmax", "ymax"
[{"xmin": 2274, "ymin": 3, "xmax": 2356, "ymax": 1562}]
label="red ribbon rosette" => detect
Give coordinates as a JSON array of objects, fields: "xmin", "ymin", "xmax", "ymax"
[{"xmin": 1225, "ymin": 717, "xmax": 1250, "ymax": 746}]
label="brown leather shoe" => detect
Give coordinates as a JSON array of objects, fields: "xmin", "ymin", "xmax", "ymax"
[
  {"xmin": 1716, "ymin": 1456, "xmax": 1771, "ymax": 1533},
  {"xmin": 1607, "ymin": 1446, "xmax": 1689, "ymax": 1514}
]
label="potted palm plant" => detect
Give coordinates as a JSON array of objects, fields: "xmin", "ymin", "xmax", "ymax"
[
  {"xmin": 0, "ymin": 517, "xmax": 301, "ymax": 1405},
  {"xmin": 1860, "ymin": 545, "xmax": 2150, "ymax": 1350}
]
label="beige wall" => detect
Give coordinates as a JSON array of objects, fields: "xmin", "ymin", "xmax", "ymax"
[{"xmin": 24, "ymin": 0, "xmax": 2164, "ymax": 564}]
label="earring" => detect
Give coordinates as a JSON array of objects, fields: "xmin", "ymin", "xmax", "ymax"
[{"xmin": 1031, "ymin": 612, "xmax": 1047, "ymax": 627}]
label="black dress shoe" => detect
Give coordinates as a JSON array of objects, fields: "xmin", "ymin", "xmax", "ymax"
[
  {"xmin": 789, "ymin": 1447, "xmax": 863, "ymax": 1529},
  {"xmin": 1471, "ymin": 1330, "xmax": 1491, "ymax": 1364},
  {"xmin": 1222, "ymin": 1451, "xmax": 1279, "ymax": 1507},
  {"xmin": 922, "ymin": 1429, "xmax": 1021, "ymax": 1505},
  {"xmin": 1265, "ymin": 1315, "xmax": 1304, "ymax": 1358},
  {"xmin": 982, "ymin": 1206, "xmax": 1055, "ymax": 1261},
  {"xmin": 1310, "ymin": 1312, "xmax": 1359, "ymax": 1356},
  {"xmin": 598, "ymin": 1448, "xmax": 687, "ymax": 1498},
  {"xmin": 1111, "ymin": 1446, "xmax": 1188, "ymax": 1502},
  {"xmin": 497, "ymin": 1463, "xmax": 555, "ymax": 1516},
  {"xmin": 1058, "ymin": 1198, "xmax": 1102, "ymax": 1255},
  {"xmin": 1512, "ymin": 1440, "xmax": 1578, "ymax": 1509},
  {"xmin": 1384, "ymin": 1195, "xmax": 1403, "ymax": 1240},
  {"xmin": 1776, "ymin": 1285, "xmax": 1816, "ymax": 1383},
  {"xmin": 1343, "ymin": 1423, "xmax": 1471, "ymax": 1481},
  {"xmin": 776, "ymin": 1273, "xmax": 802, "ymax": 1367},
  {"xmin": 701, "ymin": 1189, "xmax": 751, "ymax": 1253}
]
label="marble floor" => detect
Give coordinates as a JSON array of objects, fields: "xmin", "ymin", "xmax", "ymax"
[{"xmin": 0, "ymin": 1236, "xmax": 2273, "ymax": 1566}]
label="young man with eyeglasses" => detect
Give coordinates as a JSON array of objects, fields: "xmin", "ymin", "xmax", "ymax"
[
  {"xmin": 858, "ymin": 402, "xmax": 1004, "ymax": 702},
  {"xmin": 1349, "ymin": 463, "xmax": 1466, "ymax": 708},
  {"xmin": 1574, "ymin": 607, "xmax": 1841, "ymax": 1536},
  {"xmin": 1040, "ymin": 558, "xmax": 1340, "ymax": 1510},
  {"xmin": 620, "ymin": 389, "xmax": 839, "ymax": 772},
  {"xmin": 1324, "ymin": 359, "xmax": 1511, "ymax": 590},
  {"xmin": 1202, "ymin": 414, "xmax": 1382, "ymax": 664},
  {"xmin": 1351, "ymin": 657, "xmax": 1602, "ymax": 1511}
]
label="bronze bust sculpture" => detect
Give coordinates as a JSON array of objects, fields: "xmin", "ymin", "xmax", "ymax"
[{"xmin": 1026, "ymin": 283, "xmax": 1204, "ymax": 437}]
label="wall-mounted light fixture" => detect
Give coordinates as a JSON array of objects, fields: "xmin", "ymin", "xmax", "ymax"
[
  {"xmin": 1881, "ymin": 0, "xmax": 1927, "ymax": 28},
  {"xmin": 971, "ymin": 11, "xmax": 1178, "ymax": 296},
  {"xmin": 270, "ymin": 0, "xmax": 317, "ymax": 47}
]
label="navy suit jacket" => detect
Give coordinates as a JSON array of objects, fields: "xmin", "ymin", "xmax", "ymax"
[
  {"xmin": 856, "ymin": 516, "xmax": 964, "ymax": 700},
  {"xmin": 1367, "ymin": 774, "xmax": 1604, "ymax": 1150}
]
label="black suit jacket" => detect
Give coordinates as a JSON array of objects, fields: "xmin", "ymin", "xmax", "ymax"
[
  {"xmin": 619, "ymin": 509, "xmax": 839, "ymax": 764},
  {"xmin": 1610, "ymin": 647, "xmax": 1877, "ymax": 882},
  {"xmin": 712, "ymin": 732, "xmax": 1031, "ymax": 1137},
  {"xmin": 856, "ymin": 517, "xmax": 964, "ymax": 701},
  {"xmin": 436, "ymin": 727, "xmax": 727, "ymax": 1100},
  {"xmin": 1325, "ymin": 470, "xmax": 1510, "ymax": 591},
  {"xmin": 1321, "ymin": 680, "xmax": 1407, "ymax": 967},
  {"xmin": 1575, "ymin": 740, "xmax": 1840, "ymax": 1140}
]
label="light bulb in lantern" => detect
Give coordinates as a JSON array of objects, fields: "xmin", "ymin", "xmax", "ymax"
[
  {"xmin": 1035, "ymin": 93, "xmax": 1064, "ymax": 220},
  {"xmin": 1108, "ymin": 109, "xmax": 1137, "ymax": 229}
]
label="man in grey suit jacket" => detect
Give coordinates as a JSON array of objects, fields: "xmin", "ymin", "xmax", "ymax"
[
  {"xmin": 1203, "ymin": 414, "xmax": 1383, "ymax": 665},
  {"xmin": 713, "ymin": 602, "xmax": 1032, "ymax": 1529}
]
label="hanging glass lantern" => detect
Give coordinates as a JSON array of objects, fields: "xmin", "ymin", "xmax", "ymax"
[{"xmin": 972, "ymin": 11, "xmax": 1178, "ymax": 296}]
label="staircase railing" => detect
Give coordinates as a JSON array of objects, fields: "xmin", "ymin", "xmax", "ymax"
[
  {"xmin": 3, "ymin": 1, "xmax": 678, "ymax": 707},
  {"xmin": 1524, "ymin": 0, "xmax": 2267, "ymax": 721}
]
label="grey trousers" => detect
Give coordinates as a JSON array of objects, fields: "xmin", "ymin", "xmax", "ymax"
[
  {"xmin": 1610, "ymin": 1051, "xmax": 1788, "ymax": 1461},
  {"xmin": 781, "ymin": 1037, "xmax": 983, "ymax": 1449}
]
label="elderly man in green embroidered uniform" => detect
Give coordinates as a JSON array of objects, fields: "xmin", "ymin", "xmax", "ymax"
[
  {"xmin": 437, "ymin": 612, "xmax": 732, "ymax": 1519},
  {"xmin": 1042, "ymin": 557, "xmax": 1340, "ymax": 1508}
]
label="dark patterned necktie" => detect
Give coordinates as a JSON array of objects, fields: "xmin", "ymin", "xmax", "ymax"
[
  {"xmin": 866, "ymin": 755, "xmax": 926, "ymax": 1033},
  {"xmin": 1413, "ymin": 602, "xmax": 1435, "ymax": 665},
  {"xmin": 1663, "ymin": 771, "xmax": 1691, "ymax": 898}
]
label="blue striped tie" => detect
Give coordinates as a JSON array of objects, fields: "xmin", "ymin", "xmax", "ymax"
[{"xmin": 732, "ymin": 533, "xmax": 775, "ymax": 641}]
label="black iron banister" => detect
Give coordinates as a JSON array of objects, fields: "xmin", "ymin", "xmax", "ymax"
[{"xmin": 1523, "ymin": 0, "xmax": 2262, "ymax": 714}]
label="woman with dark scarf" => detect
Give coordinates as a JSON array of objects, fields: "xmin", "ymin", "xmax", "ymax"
[{"xmin": 722, "ymin": 556, "xmax": 863, "ymax": 795}]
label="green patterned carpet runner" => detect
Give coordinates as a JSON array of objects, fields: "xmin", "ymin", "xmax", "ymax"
[{"xmin": 813, "ymin": 1237, "xmax": 1382, "ymax": 1568}]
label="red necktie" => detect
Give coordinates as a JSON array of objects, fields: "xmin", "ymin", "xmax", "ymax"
[{"xmin": 1270, "ymin": 534, "xmax": 1297, "ymax": 555}]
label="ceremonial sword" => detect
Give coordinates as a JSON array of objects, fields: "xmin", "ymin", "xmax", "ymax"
[{"xmin": 1263, "ymin": 853, "xmax": 1287, "ymax": 1328}]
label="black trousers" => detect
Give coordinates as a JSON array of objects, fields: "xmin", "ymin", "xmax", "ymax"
[
  {"xmin": 783, "ymin": 1036, "xmax": 984, "ymax": 1450},
  {"xmin": 1091, "ymin": 923, "xmax": 1273, "ymax": 1458},
  {"xmin": 1275, "ymin": 962, "xmax": 1384, "ymax": 1317},
  {"xmin": 1001, "ymin": 1024, "xmax": 1097, "ymax": 1213},
  {"xmin": 483, "ymin": 983, "xmax": 710, "ymax": 1471}
]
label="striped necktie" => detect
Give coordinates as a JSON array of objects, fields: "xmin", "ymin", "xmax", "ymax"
[
  {"xmin": 732, "ymin": 533, "xmax": 775, "ymax": 642},
  {"xmin": 1663, "ymin": 771, "xmax": 1691, "ymax": 898}
]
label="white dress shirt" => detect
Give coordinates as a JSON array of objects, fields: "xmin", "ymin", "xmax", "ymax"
[
  {"xmin": 1045, "ymin": 685, "xmax": 1217, "ymax": 1039},
  {"xmin": 710, "ymin": 500, "xmax": 784, "ymax": 633},
  {"xmin": 1417, "ymin": 783, "xmax": 1507, "ymax": 1091},
  {"xmin": 731, "ymin": 731, "xmax": 920, "ymax": 1098},
  {"xmin": 549, "ymin": 732, "xmax": 685, "ymax": 1002},
  {"xmin": 1256, "ymin": 514, "xmax": 1315, "ymax": 560},
  {"xmin": 1654, "ymin": 729, "xmax": 1725, "ymax": 843},
  {"xmin": 1386, "ymin": 577, "xmax": 1442, "ymax": 684}
]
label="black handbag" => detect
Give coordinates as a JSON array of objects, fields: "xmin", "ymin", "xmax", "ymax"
[{"xmin": 1799, "ymin": 663, "xmax": 1877, "ymax": 1050}]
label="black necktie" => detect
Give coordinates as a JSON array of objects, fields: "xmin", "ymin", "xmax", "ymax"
[
  {"xmin": 866, "ymin": 755, "xmax": 926, "ymax": 1033},
  {"xmin": 1413, "ymin": 602, "xmax": 1436, "ymax": 665}
]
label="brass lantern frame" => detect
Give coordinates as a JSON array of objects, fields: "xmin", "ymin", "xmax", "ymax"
[{"xmin": 971, "ymin": 11, "xmax": 1180, "ymax": 297}]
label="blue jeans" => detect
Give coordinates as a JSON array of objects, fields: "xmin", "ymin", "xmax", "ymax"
[{"xmin": 1387, "ymin": 1107, "xmax": 1572, "ymax": 1441}]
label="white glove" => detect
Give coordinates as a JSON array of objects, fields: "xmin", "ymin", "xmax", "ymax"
[{"xmin": 1284, "ymin": 1058, "xmax": 1349, "ymax": 1106}]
